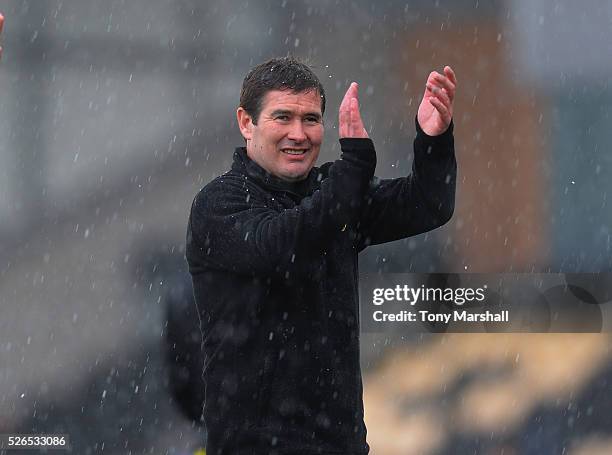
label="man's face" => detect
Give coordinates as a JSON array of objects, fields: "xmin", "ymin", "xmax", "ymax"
[{"xmin": 237, "ymin": 89, "xmax": 324, "ymax": 181}]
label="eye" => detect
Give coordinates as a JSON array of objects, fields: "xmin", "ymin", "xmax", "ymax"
[
  {"xmin": 304, "ymin": 116, "xmax": 320, "ymax": 124},
  {"xmin": 275, "ymin": 114, "xmax": 290, "ymax": 121}
]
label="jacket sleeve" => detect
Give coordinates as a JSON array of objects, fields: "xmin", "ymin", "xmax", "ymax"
[
  {"xmin": 188, "ymin": 139, "xmax": 376, "ymax": 278},
  {"xmin": 355, "ymin": 118, "xmax": 456, "ymax": 250},
  {"xmin": 164, "ymin": 276, "xmax": 205, "ymax": 424}
]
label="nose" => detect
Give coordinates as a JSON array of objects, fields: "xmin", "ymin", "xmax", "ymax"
[{"xmin": 287, "ymin": 119, "xmax": 307, "ymax": 143}]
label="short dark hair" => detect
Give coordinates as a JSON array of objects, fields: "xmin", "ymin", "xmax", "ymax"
[{"xmin": 239, "ymin": 57, "xmax": 326, "ymax": 124}]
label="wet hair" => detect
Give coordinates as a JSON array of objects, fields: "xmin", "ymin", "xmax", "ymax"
[{"xmin": 239, "ymin": 56, "xmax": 326, "ymax": 124}]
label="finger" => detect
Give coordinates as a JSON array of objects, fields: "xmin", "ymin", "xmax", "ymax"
[
  {"xmin": 349, "ymin": 98, "xmax": 368, "ymax": 138},
  {"xmin": 339, "ymin": 85, "xmax": 351, "ymax": 137},
  {"xmin": 339, "ymin": 85, "xmax": 351, "ymax": 111},
  {"xmin": 339, "ymin": 102, "xmax": 349, "ymax": 138},
  {"xmin": 426, "ymin": 82, "xmax": 451, "ymax": 108},
  {"xmin": 444, "ymin": 66, "xmax": 457, "ymax": 86},
  {"xmin": 431, "ymin": 73, "xmax": 455, "ymax": 95},
  {"xmin": 350, "ymin": 98, "xmax": 362, "ymax": 136},
  {"xmin": 425, "ymin": 71, "xmax": 443, "ymax": 98},
  {"xmin": 431, "ymin": 73, "xmax": 455, "ymax": 102},
  {"xmin": 340, "ymin": 82, "xmax": 357, "ymax": 110},
  {"xmin": 429, "ymin": 97, "xmax": 451, "ymax": 124},
  {"xmin": 349, "ymin": 82, "xmax": 358, "ymax": 105},
  {"xmin": 425, "ymin": 83, "xmax": 449, "ymax": 108},
  {"xmin": 339, "ymin": 82, "xmax": 358, "ymax": 138},
  {"xmin": 349, "ymin": 83, "xmax": 358, "ymax": 135}
]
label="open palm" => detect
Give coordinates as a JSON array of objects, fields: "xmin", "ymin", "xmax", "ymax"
[
  {"xmin": 339, "ymin": 82, "xmax": 369, "ymax": 139},
  {"xmin": 417, "ymin": 66, "xmax": 457, "ymax": 136}
]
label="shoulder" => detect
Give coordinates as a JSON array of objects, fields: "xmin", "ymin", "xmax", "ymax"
[
  {"xmin": 191, "ymin": 170, "xmax": 267, "ymax": 216},
  {"xmin": 193, "ymin": 170, "xmax": 246, "ymax": 199}
]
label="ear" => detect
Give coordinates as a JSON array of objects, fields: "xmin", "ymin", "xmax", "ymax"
[{"xmin": 237, "ymin": 107, "xmax": 254, "ymax": 140}]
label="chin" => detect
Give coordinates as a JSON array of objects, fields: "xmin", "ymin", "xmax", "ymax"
[
  {"xmin": 280, "ymin": 165, "xmax": 311, "ymax": 181},
  {"xmin": 282, "ymin": 173, "xmax": 308, "ymax": 182},
  {"xmin": 278, "ymin": 169, "xmax": 308, "ymax": 181}
]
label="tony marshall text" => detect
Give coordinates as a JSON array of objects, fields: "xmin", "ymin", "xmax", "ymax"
[{"xmin": 373, "ymin": 310, "xmax": 509, "ymax": 323}]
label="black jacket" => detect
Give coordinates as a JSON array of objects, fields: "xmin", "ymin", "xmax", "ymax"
[{"xmin": 186, "ymin": 120, "xmax": 456, "ymax": 454}]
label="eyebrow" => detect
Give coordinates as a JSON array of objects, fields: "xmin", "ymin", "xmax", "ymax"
[{"xmin": 270, "ymin": 109, "xmax": 322, "ymax": 120}]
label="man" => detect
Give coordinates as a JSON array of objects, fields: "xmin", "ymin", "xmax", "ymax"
[{"xmin": 186, "ymin": 57, "xmax": 457, "ymax": 454}]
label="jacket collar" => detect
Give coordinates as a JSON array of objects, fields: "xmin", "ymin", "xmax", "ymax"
[{"xmin": 232, "ymin": 147, "xmax": 321, "ymax": 197}]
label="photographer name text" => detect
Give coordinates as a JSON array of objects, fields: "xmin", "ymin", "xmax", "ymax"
[{"xmin": 372, "ymin": 309, "xmax": 509, "ymax": 323}]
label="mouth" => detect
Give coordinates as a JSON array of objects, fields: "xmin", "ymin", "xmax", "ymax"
[{"xmin": 281, "ymin": 148, "xmax": 309, "ymax": 156}]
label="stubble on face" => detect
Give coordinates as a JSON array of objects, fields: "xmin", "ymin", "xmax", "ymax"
[{"xmin": 245, "ymin": 90, "xmax": 324, "ymax": 181}]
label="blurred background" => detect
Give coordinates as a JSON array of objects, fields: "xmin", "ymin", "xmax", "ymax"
[{"xmin": 1, "ymin": 0, "xmax": 612, "ymax": 454}]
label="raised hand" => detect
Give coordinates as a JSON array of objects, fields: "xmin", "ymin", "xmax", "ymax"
[
  {"xmin": 339, "ymin": 82, "xmax": 369, "ymax": 139},
  {"xmin": 417, "ymin": 66, "xmax": 457, "ymax": 136}
]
